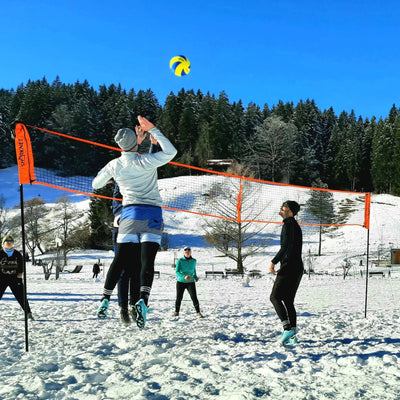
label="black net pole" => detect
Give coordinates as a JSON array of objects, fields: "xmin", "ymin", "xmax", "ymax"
[
  {"xmin": 364, "ymin": 227, "xmax": 370, "ymax": 318},
  {"xmin": 20, "ymin": 183, "xmax": 29, "ymax": 352}
]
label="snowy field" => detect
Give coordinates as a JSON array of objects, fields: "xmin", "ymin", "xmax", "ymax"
[
  {"xmin": 1, "ymin": 255, "xmax": 400, "ymax": 400},
  {"xmin": 1, "ymin": 165, "xmax": 400, "ymax": 399}
]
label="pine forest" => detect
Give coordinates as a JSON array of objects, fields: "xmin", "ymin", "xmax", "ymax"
[{"xmin": 0, "ymin": 77, "xmax": 399, "ymax": 195}]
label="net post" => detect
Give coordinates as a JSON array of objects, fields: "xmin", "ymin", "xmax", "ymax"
[
  {"xmin": 236, "ymin": 178, "xmax": 243, "ymax": 223},
  {"xmin": 20, "ymin": 184, "xmax": 30, "ymax": 352},
  {"xmin": 364, "ymin": 226, "xmax": 370, "ymax": 318},
  {"xmin": 13, "ymin": 122, "xmax": 32, "ymax": 351},
  {"xmin": 363, "ymin": 193, "xmax": 371, "ymax": 318}
]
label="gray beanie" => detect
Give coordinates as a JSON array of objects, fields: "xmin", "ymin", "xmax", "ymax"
[{"xmin": 114, "ymin": 128, "xmax": 137, "ymax": 151}]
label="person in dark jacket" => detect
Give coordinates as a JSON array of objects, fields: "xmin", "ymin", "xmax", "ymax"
[
  {"xmin": 0, "ymin": 235, "xmax": 33, "ymax": 319},
  {"xmin": 174, "ymin": 246, "xmax": 203, "ymax": 318},
  {"xmin": 269, "ymin": 201, "xmax": 303, "ymax": 344},
  {"xmin": 92, "ymin": 262, "xmax": 100, "ymax": 278}
]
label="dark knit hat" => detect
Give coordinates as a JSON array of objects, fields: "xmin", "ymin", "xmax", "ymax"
[
  {"xmin": 114, "ymin": 128, "xmax": 137, "ymax": 151},
  {"xmin": 283, "ymin": 200, "xmax": 300, "ymax": 216}
]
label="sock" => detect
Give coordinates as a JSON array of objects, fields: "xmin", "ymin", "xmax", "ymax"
[
  {"xmin": 140, "ymin": 293, "xmax": 149, "ymax": 306},
  {"xmin": 140, "ymin": 285, "xmax": 151, "ymax": 306},
  {"xmin": 282, "ymin": 320, "xmax": 291, "ymax": 331}
]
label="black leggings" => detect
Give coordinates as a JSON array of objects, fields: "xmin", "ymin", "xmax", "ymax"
[
  {"xmin": 103, "ymin": 241, "xmax": 159, "ymax": 305},
  {"xmin": 0, "ymin": 276, "xmax": 32, "ymax": 313},
  {"xmin": 270, "ymin": 271, "xmax": 303, "ymax": 328},
  {"xmin": 175, "ymin": 281, "xmax": 200, "ymax": 313}
]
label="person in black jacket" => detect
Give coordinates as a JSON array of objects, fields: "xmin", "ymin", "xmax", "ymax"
[
  {"xmin": 269, "ymin": 201, "xmax": 303, "ymax": 344},
  {"xmin": 0, "ymin": 235, "xmax": 33, "ymax": 319},
  {"xmin": 92, "ymin": 261, "xmax": 100, "ymax": 278}
]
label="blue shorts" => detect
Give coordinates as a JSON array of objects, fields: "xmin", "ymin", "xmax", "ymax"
[{"xmin": 117, "ymin": 205, "xmax": 163, "ymax": 244}]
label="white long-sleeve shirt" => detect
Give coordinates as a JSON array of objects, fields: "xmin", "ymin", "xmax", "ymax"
[{"xmin": 92, "ymin": 127, "xmax": 177, "ymax": 207}]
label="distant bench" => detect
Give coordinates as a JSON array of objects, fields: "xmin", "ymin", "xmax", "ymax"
[
  {"xmin": 66, "ymin": 265, "xmax": 83, "ymax": 273},
  {"xmin": 205, "ymin": 271, "xmax": 225, "ymax": 278},
  {"xmin": 225, "ymin": 270, "xmax": 244, "ymax": 278},
  {"xmin": 368, "ymin": 271, "xmax": 385, "ymax": 278},
  {"xmin": 248, "ymin": 269, "xmax": 262, "ymax": 278},
  {"xmin": 154, "ymin": 271, "xmax": 160, "ymax": 278}
]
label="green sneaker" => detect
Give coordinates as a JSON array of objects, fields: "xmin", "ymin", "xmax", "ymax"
[{"xmin": 97, "ymin": 299, "xmax": 109, "ymax": 318}]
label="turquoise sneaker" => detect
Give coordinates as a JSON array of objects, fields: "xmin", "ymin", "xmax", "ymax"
[
  {"xmin": 288, "ymin": 335, "xmax": 298, "ymax": 344},
  {"xmin": 280, "ymin": 328, "xmax": 296, "ymax": 344},
  {"xmin": 135, "ymin": 299, "xmax": 148, "ymax": 329},
  {"xmin": 130, "ymin": 306, "xmax": 137, "ymax": 322},
  {"xmin": 97, "ymin": 299, "xmax": 109, "ymax": 318}
]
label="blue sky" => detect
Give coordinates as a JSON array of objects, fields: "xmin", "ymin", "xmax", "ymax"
[{"xmin": 1, "ymin": 0, "xmax": 400, "ymax": 120}]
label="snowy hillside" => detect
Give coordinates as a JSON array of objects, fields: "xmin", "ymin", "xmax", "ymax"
[{"xmin": 3, "ymin": 164, "xmax": 399, "ymax": 271}]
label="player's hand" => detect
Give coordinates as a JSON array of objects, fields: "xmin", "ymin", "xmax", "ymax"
[
  {"xmin": 185, "ymin": 275, "xmax": 191, "ymax": 281},
  {"xmin": 135, "ymin": 125, "xmax": 147, "ymax": 144},
  {"xmin": 138, "ymin": 115, "xmax": 155, "ymax": 132},
  {"xmin": 269, "ymin": 262, "xmax": 276, "ymax": 274}
]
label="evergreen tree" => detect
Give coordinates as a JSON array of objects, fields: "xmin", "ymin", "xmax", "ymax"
[
  {"xmin": 306, "ymin": 179, "xmax": 335, "ymax": 256},
  {"xmin": 319, "ymin": 107, "xmax": 337, "ymax": 180},
  {"xmin": 88, "ymin": 186, "xmax": 114, "ymax": 249},
  {"xmin": 323, "ymin": 111, "xmax": 362, "ymax": 190},
  {"xmin": 243, "ymin": 102, "xmax": 262, "ymax": 140},
  {"xmin": 209, "ymin": 91, "xmax": 235, "ymax": 158},
  {"xmin": 359, "ymin": 117, "xmax": 375, "ymax": 192},
  {"xmin": 272, "ymin": 100, "xmax": 294, "ymax": 122},
  {"xmin": 323, "ymin": 123, "xmax": 342, "ymax": 188},
  {"xmin": 291, "ymin": 100, "xmax": 322, "ymax": 185},
  {"xmin": 194, "ymin": 121, "xmax": 212, "ymax": 166},
  {"xmin": 230, "ymin": 100, "xmax": 246, "ymax": 161},
  {"xmin": 371, "ymin": 119, "xmax": 394, "ymax": 193},
  {"xmin": 0, "ymin": 89, "xmax": 14, "ymax": 167},
  {"xmin": 176, "ymin": 91, "xmax": 199, "ymax": 163},
  {"xmin": 392, "ymin": 113, "xmax": 400, "ymax": 195},
  {"xmin": 160, "ymin": 91, "xmax": 182, "ymax": 137},
  {"xmin": 135, "ymin": 89, "xmax": 161, "ymax": 123}
]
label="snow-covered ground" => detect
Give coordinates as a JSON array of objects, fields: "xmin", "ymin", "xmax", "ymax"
[{"xmin": 1, "ymin": 165, "xmax": 400, "ymax": 399}]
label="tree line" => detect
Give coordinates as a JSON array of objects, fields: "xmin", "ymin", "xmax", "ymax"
[{"xmin": 0, "ymin": 76, "xmax": 399, "ymax": 194}]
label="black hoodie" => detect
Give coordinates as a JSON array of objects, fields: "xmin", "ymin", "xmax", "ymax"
[{"xmin": 271, "ymin": 216, "xmax": 303, "ymax": 275}]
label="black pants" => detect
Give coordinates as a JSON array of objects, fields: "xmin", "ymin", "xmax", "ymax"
[
  {"xmin": 118, "ymin": 267, "xmax": 138, "ymax": 308},
  {"xmin": 0, "ymin": 275, "xmax": 32, "ymax": 313},
  {"xmin": 103, "ymin": 242, "xmax": 159, "ymax": 305},
  {"xmin": 175, "ymin": 281, "xmax": 200, "ymax": 313},
  {"xmin": 270, "ymin": 270, "xmax": 303, "ymax": 329}
]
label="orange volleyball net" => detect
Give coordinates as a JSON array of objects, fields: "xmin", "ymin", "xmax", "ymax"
[{"xmin": 13, "ymin": 123, "xmax": 370, "ymax": 229}]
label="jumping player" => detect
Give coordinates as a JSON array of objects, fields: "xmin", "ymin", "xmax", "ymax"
[{"xmin": 93, "ymin": 116, "xmax": 177, "ymax": 328}]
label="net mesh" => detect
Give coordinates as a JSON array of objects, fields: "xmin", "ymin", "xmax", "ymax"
[{"xmin": 17, "ymin": 124, "xmax": 369, "ymax": 228}]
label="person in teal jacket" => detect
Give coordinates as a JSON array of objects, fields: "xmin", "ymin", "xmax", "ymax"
[{"xmin": 174, "ymin": 246, "xmax": 203, "ymax": 317}]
